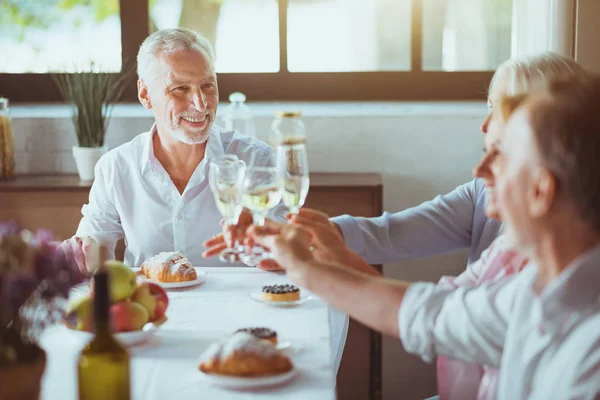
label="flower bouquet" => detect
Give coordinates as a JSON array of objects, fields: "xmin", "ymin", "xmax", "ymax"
[{"xmin": 0, "ymin": 221, "xmax": 83, "ymax": 399}]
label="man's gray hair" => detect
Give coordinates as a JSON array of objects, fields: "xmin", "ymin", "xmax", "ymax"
[{"xmin": 137, "ymin": 28, "xmax": 215, "ymax": 82}]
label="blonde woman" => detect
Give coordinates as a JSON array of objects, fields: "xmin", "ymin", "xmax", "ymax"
[
  {"xmin": 206, "ymin": 52, "xmax": 584, "ymax": 272},
  {"xmin": 327, "ymin": 52, "xmax": 585, "ymax": 270}
]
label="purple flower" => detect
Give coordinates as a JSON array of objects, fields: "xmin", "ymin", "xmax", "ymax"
[{"xmin": 0, "ymin": 220, "xmax": 84, "ymax": 341}]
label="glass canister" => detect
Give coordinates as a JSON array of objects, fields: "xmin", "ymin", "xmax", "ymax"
[
  {"xmin": 269, "ymin": 111, "xmax": 306, "ymax": 147},
  {"xmin": 220, "ymin": 92, "xmax": 256, "ymax": 137},
  {"xmin": 0, "ymin": 97, "xmax": 16, "ymax": 179}
]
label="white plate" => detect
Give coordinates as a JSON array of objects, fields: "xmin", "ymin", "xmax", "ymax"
[
  {"xmin": 199, "ymin": 368, "xmax": 298, "ymax": 389},
  {"xmin": 62, "ymin": 317, "xmax": 166, "ymax": 347},
  {"xmin": 248, "ymin": 291, "xmax": 313, "ymax": 307},
  {"xmin": 134, "ymin": 267, "xmax": 207, "ymax": 289}
]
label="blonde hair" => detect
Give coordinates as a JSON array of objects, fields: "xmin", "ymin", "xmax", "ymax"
[
  {"xmin": 489, "ymin": 52, "xmax": 584, "ymax": 99},
  {"xmin": 137, "ymin": 28, "xmax": 215, "ymax": 83}
]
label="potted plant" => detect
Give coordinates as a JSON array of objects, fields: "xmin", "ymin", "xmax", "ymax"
[
  {"xmin": 53, "ymin": 65, "xmax": 132, "ymax": 181},
  {"xmin": 0, "ymin": 221, "xmax": 83, "ymax": 399}
]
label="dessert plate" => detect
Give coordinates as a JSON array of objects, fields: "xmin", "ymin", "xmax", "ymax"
[
  {"xmin": 199, "ymin": 368, "xmax": 298, "ymax": 390},
  {"xmin": 133, "ymin": 267, "xmax": 207, "ymax": 289},
  {"xmin": 247, "ymin": 291, "xmax": 313, "ymax": 307}
]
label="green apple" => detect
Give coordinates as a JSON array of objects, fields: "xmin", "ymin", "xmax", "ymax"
[
  {"xmin": 132, "ymin": 282, "xmax": 169, "ymax": 322},
  {"xmin": 92, "ymin": 260, "xmax": 137, "ymax": 302},
  {"xmin": 109, "ymin": 300, "xmax": 150, "ymax": 332},
  {"xmin": 65, "ymin": 295, "xmax": 93, "ymax": 331}
]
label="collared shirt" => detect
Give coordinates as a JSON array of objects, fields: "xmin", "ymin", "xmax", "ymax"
[
  {"xmin": 331, "ymin": 179, "xmax": 502, "ymax": 265},
  {"xmin": 399, "ymin": 244, "xmax": 600, "ymax": 400},
  {"xmin": 76, "ymin": 124, "xmax": 284, "ymax": 268}
]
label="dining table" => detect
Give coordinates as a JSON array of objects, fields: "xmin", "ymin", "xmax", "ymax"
[{"xmin": 39, "ymin": 267, "xmax": 341, "ymax": 399}]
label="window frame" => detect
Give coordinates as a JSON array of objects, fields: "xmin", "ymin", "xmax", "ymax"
[{"xmin": 0, "ymin": 0, "xmax": 494, "ymax": 102}]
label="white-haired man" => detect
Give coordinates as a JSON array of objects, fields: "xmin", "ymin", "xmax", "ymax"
[
  {"xmin": 59, "ymin": 28, "xmax": 349, "ymax": 376},
  {"xmin": 59, "ymin": 28, "xmax": 281, "ymax": 271}
]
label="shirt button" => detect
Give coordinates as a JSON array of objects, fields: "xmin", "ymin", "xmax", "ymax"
[{"xmin": 177, "ymin": 214, "xmax": 183, "ymax": 221}]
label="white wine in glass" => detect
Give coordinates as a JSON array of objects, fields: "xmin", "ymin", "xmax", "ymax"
[
  {"xmin": 282, "ymin": 175, "xmax": 310, "ymax": 215},
  {"xmin": 243, "ymin": 184, "xmax": 284, "ymax": 220},
  {"xmin": 241, "ymin": 166, "xmax": 283, "ymax": 261},
  {"xmin": 214, "ymin": 181, "xmax": 243, "ymax": 220},
  {"xmin": 277, "ymin": 143, "xmax": 309, "ymax": 215},
  {"xmin": 209, "ymin": 156, "xmax": 246, "ymax": 263}
]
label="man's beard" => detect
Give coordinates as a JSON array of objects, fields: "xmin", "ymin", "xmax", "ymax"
[{"xmin": 167, "ymin": 113, "xmax": 213, "ymax": 144}]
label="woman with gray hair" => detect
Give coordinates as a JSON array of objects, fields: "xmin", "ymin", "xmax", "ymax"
[
  {"xmin": 328, "ymin": 52, "xmax": 585, "ymax": 270},
  {"xmin": 206, "ymin": 52, "xmax": 585, "ymax": 275}
]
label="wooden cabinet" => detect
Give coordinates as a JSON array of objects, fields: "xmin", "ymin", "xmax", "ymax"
[{"xmin": 0, "ymin": 173, "xmax": 383, "ymax": 400}]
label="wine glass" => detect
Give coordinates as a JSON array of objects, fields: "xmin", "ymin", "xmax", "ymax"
[
  {"xmin": 209, "ymin": 156, "xmax": 247, "ymax": 263},
  {"xmin": 277, "ymin": 142, "xmax": 309, "ymax": 215},
  {"xmin": 241, "ymin": 166, "xmax": 283, "ymax": 261}
]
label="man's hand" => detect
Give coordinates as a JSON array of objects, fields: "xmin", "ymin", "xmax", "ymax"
[
  {"xmin": 57, "ymin": 236, "xmax": 101, "ymax": 276},
  {"xmin": 202, "ymin": 209, "xmax": 253, "ymax": 258}
]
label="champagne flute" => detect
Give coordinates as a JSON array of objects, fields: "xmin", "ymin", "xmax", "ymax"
[
  {"xmin": 209, "ymin": 156, "xmax": 247, "ymax": 263},
  {"xmin": 241, "ymin": 166, "xmax": 283, "ymax": 260},
  {"xmin": 277, "ymin": 142, "xmax": 309, "ymax": 215}
]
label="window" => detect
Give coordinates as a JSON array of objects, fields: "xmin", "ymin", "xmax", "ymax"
[
  {"xmin": 1, "ymin": 0, "xmax": 513, "ymax": 102},
  {"xmin": 0, "ymin": 0, "xmax": 122, "ymax": 73}
]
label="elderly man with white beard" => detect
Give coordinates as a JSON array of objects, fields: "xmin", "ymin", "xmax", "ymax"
[
  {"xmin": 59, "ymin": 28, "xmax": 281, "ymax": 271},
  {"xmin": 58, "ymin": 28, "xmax": 349, "ymax": 375}
]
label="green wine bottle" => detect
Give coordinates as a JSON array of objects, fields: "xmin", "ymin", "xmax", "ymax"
[{"xmin": 78, "ymin": 267, "xmax": 131, "ymax": 400}]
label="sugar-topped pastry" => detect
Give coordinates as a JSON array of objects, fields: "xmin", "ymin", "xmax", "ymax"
[
  {"xmin": 141, "ymin": 251, "xmax": 197, "ymax": 282},
  {"xmin": 260, "ymin": 284, "xmax": 300, "ymax": 302},
  {"xmin": 198, "ymin": 332, "xmax": 292, "ymax": 377},
  {"xmin": 235, "ymin": 327, "xmax": 278, "ymax": 345}
]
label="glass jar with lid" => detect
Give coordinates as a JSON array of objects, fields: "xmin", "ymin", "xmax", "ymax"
[
  {"xmin": 0, "ymin": 97, "xmax": 15, "ymax": 179},
  {"xmin": 269, "ymin": 111, "xmax": 306, "ymax": 147}
]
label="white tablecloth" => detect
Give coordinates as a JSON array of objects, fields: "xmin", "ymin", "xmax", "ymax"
[{"xmin": 40, "ymin": 267, "xmax": 341, "ymax": 399}]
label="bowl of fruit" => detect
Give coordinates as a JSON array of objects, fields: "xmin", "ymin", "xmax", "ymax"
[{"xmin": 63, "ymin": 260, "xmax": 169, "ymax": 346}]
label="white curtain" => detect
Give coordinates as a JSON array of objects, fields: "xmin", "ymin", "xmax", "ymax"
[{"xmin": 511, "ymin": 0, "xmax": 575, "ymax": 57}]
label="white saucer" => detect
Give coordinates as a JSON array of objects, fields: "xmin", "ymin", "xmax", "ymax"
[
  {"xmin": 134, "ymin": 267, "xmax": 207, "ymax": 289},
  {"xmin": 248, "ymin": 291, "xmax": 313, "ymax": 307},
  {"xmin": 62, "ymin": 317, "xmax": 167, "ymax": 347},
  {"xmin": 199, "ymin": 368, "xmax": 298, "ymax": 389}
]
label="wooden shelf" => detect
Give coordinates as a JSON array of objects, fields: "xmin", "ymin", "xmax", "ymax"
[{"xmin": 0, "ymin": 173, "xmax": 382, "ymax": 192}]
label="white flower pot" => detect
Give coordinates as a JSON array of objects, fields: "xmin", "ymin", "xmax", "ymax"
[{"xmin": 72, "ymin": 146, "xmax": 108, "ymax": 181}]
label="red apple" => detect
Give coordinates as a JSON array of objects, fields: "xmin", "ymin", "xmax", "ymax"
[
  {"xmin": 109, "ymin": 301, "xmax": 149, "ymax": 332},
  {"xmin": 132, "ymin": 282, "xmax": 169, "ymax": 322}
]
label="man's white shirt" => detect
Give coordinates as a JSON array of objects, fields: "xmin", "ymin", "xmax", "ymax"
[
  {"xmin": 76, "ymin": 124, "xmax": 283, "ymax": 268},
  {"xmin": 399, "ymin": 245, "xmax": 600, "ymax": 399}
]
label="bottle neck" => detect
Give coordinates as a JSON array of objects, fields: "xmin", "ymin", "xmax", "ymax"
[{"xmin": 93, "ymin": 270, "xmax": 112, "ymax": 337}]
